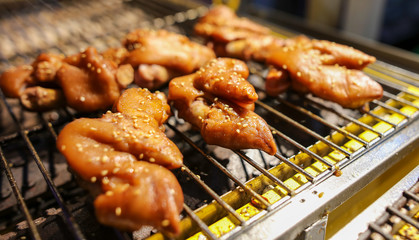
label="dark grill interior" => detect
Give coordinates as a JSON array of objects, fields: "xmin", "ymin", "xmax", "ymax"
[{"xmin": 0, "ymin": 1, "xmax": 418, "ymax": 240}]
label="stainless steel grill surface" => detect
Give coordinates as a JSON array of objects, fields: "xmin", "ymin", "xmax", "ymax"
[{"xmin": 0, "ymin": 1, "xmax": 418, "ymax": 240}]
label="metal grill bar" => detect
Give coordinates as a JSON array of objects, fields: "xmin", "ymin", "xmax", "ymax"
[
  {"xmin": 183, "ymin": 204, "xmax": 218, "ymax": 240},
  {"xmin": 361, "ymin": 110, "xmax": 398, "ymax": 129},
  {"xmin": 383, "ymin": 91, "xmax": 419, "ymax": 110},
  {"xmin": 304, "ymin": 97, "xmax": 384, "ymax": 137},
  {"xmin": 368, "ymin": 223, "xmax": 394, "ymax": 240},
  {"xmin": 404, "ymin": 190, "xmax": 419, "ymax": 203},
  {"xmin": 0, "ymin": 147, "xmax": 41, "ymax": 240},
  {"xmin": 166, "ymin": 123, "xmax": 272, "ymax": 210},
  {"xmin": 278, "ymin": 98, "xmax": 369, "ymax": 147},
  {"xmin": 372, "ymin": 77, "xmax": 419, "ymax": 99},
  {"xmin": 256, "ymin": 100, "xmax": 353, "ymax": 158},
  {"xmin": 355, "ymin": 170, "xmax": 419, "ymax": 240},
  {"xmin": 387, "ymin": 206, "xmax": 419, "ymax": 230},
  {"xmin": 0, "ymin": 91, "xmax": 86, "ymax": 240},
  {"xmin": 42, "ymin": 116, "xmax": 59, "ymax": 140},
  {"xmin": 369, "ymin": 61, "xmax": 419, "ymax": 87},
  {"xmin": 372, "ymin": 100, "xmax": 411, "ymax": 119},
  {"xmin": 0, "ymin": 123, "xmax": 45, "ymax": 143},
  {"xmin": 234, "ymin": 150, "xmax": 295, "ymax": 196},
  {"xmin": 274, "ymin": 153, "xmax": 315, "ymax": 182},
  {"xmin": 269, "ymin": 126, "xmax": 335, "ymax": 170},
  {"xmin": 180, "ymin": 163, "xmax": 247, "ymax": 225}
]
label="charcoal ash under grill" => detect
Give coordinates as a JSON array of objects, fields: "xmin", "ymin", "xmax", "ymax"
[
  {"xmin": 1, "ymin": 183, "xmax": 131, "ymax": 240},
  {"xmin": 0, "ymin": 0, "xmax": 418, "ymax": 240}
]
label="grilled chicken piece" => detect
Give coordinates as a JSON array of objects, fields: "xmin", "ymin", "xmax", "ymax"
[
  {"xmin": 0, "ymin": 49, "xmax": 133, "ymax": 112},
  {"xmin": 32, "ymin": 53, "xmax": 64, "ymax": 83},
  {"xmin": 194, "ymin": 5, "xmax": 278, "ymax": 60},
  {"xmin": 101, "ymin": 47, "xmax": 129, "ymax": 65},
  {"xmin": 57, "ymin": 110, "xmax": 182, "ymax": 177},
  {"xmin": 167, "ymin": 74, "xmax": 207, "ymax": 128},
  {"xmin": 194, "ymin": 58, "xmax": 257, "ymax": 105},
  {"xmin": 94, "ymin": 160, "xmax": 183, "ymax": 234},
  {"xmin": 58, "ymin": 47, "xmax": 133, "ymax": 112},
  {"xmin": 222, "ymin": 35, "xmax": 285, "ymax": 61},
  {"xmin": 267, "ymin": 36, "xmax": 382, "ymax": 108},
  {"xmin": 113, "ymin": 88, "xmax": 171, "ymax": 129},
  {"xmin": 168, "ymin": 58, "xmax": 277, "ymax": 155},
  {"xmin": 201, "ymin": 100, "xmax": 277, "ymax": 154},
  {"xmin": 58, "ymin": 89, "xmax": 182, "ymax": 169},
  {"xmin": 0, "ymin": 53, "xmax": 64, "ymax": 98},
  {"xmin": 310, "ymin": 39, "xmax": 376, "ymax": 69},
  {"xmin": 122, "ymin": 29, "xmax": 215, "ymax": 89},
  {"xmin": 57, "ymin": 114, "xmax": 183, "ymax": 233},
  {"xmin": 0, "ymin": 65, "xmax": 35, "ymax": 98},
  {"xmin": 20, "ymin": 86, "xmax": 65, "ymax": 111},
  {"xmin": 194, "ymin": 5, "xmax": 270, "ymax": 43},
  {"xmin": 265, "ymin": 67, "xmax": 291, "ymax": 97},
  {"xmin": 57, "ymin": 89, "xmax": 183, "ymax": 234},
  {"xmin": 134, "ymin": 64, "xmax": 178, "ymax": 90},
  {"xmin": 195, "ymin": 5, "xmax": 381, "ymax": 109}
]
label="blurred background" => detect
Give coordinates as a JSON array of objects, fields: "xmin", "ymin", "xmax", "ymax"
[
  {"xmin": 1, "ymin": 0, "xmax": 418, "ymax": 72},
  {"xmin": 241, "ymin": 0, "xmax": 419, "ymax": 55}
]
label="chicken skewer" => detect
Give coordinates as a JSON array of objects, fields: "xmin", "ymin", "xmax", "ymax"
[
  {"xmin": 122, "ymin": 29, "xmax": 216, "ymax": 90},
  {"xmin": 0, "ymin": 47, "xmax": 134, "ymax": 112},
  {"xmin": 57, "ymin": 88, "xmax": 183, "ymax": 235},
  {"xmin": 168, "ymin": 57, "xmax": 277, "ymax": 155},
  {"xmin": 195, "ymin": 5, "xmax": 382, "ymax": 109},
  {"xmin": 0, "ymin": 53, "xmax": 66, "ymax": 111},
  {"xmin": 266, "ymin": 36, "xmax": 382, "ymax": 109},
  {"xmin": 194, "ymin": 4, "xmax": 270, "ymax": 43},
  {"xmin": 1, "ymin": 28, "xmax": 214, "ymax": 111},
  {"xmin": 58, "ymin": 47, "xmax": 134, "ymax": 112}
]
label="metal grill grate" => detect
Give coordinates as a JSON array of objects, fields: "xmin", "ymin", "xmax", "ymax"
[
  {"xmin": 0, "ymin": 1, "xmax": 418, "ymax": 240},
  {"xmin": 359, "ymin": 174, "xmax": 419, "ymax": 240}
]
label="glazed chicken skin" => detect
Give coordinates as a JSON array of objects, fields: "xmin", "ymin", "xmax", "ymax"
[
  {"xmin": 265, "ymin": 67, "xmax": 291, "ymax": 97},
  {"xmin": 32, "ymin": 52, "xmax": 65, "ymax": 83},
  {"xmin": 194, "ymin": 5, "xmax": 277, "ymax": 60},
  {"xmin": 57, "ymin": 111, "xmax": 182, "ymax": 178},
  {"xmin": 94, "ymin": 160, "xmax": 183, "ymax": 234},
  {"xmin": 0, "ymin": 47, "xmax": 134, "ymax": 112},
  {"xmin": 59, "ymin": 47, "xmax": 134, "ymax": 112},
  {"xmin": 195, "ymin": 6, "xmax": 381, "ymax": 109},
  {"xmin": 113, "ymin": 88, "xmax": 170, "ymax": 127},
  {"xmin": 221, "ymin": 35, "xmax": 286, "ymax": 62},
  {"xmin": 266, "ymin": 36, "xmax": 382, "ymax": 109},
  {"xmin": 0, "ymin": 53, "xmax": 66, "ymax": 111},
  {"xmin": 101, "ymin": 47, "xmax": 129, "ymax": 65},
  {"xmin": 122, "ymin": 29, "xmax": 215, "ymax": 89},
  {"xmin": 0, "ymin": 65, "xmax": 35, "ymax": 98},
  {"xmin": 57, "ymin": 88, "xmax": 183, "ymax": 234},
  {"xmin": 168, "ymin": 58, "xmax": 277, "ymax": 155},
  {"xmin": 194, "ymin": 57, "xmax": 257, "ymax": 105},
  {"xmin": 194, "ymin": 5, "xmax": 270, "ymax": 43}
]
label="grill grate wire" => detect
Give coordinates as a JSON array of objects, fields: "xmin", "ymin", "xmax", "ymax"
[
  {"xmin": 0, "ymin": 89, "xmax": 86, "ymax": 240},
  {"xmin": 0, "ymin": 1, "xmax": 418, "ymax": 240},
  {"xmin": 0, "ymin": 147, "xmax": 41, "ymax": 240},
  {"xmin": 256, "ymin": 100, "xmax": 353, "ymax": 159},
  {"xmin": 359, "ymin": 181, "xmax": 419, "ymax": 240},
  {"xmin": 167, "ymin": 123, "xmax": 273, "ymax": 210}
]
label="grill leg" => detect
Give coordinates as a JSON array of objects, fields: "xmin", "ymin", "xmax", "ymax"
[{"xmin": 299, "ymin": 215, "xmax": 328, "ymax": 240}]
